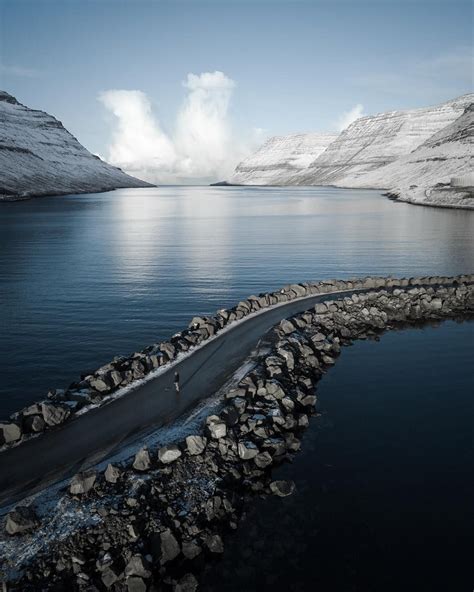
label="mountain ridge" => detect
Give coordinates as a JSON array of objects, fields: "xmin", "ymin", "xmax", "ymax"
[{"xmin": 0, "ymin": 91, "xmax": 152, "ymax": 201}]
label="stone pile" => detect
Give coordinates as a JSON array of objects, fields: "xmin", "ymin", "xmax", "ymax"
[
  {"xmin": 1, "ymin": 274, "xmax": 473, "ymax": 450},
  {"xmin": 5, "ymin": 279, "xmax": 473, "ymax": 591}
]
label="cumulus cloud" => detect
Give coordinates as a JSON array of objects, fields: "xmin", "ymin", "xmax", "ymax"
[
  {"xmin": 336, "ymin": 103, "xmax": 365, "ymax": 131},
  {"xmin": 99, "ymin": 71, "xmax": 251, "ymax": 183},
  {"xmin": 98, "ymin": 90, "xmax": 177, "ymax": 177}
]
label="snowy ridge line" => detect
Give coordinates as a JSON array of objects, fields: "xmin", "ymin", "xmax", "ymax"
[{"xmin": 1, "ymin": 274, "xmax": 473, "ymax": 451}]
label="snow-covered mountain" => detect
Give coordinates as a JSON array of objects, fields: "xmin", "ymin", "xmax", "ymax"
[
  {"xmin": 293, "ymin": 94, "xmax": 473, "ymax": 187},
  {"xmin": 376, "ymin": 104, "xmax": 474, "ymax": 208},
  {"xmin": 225, "ymin": 94, "xmax": 473, "ymax": 208},
  {"xmin": 0, "ymin": 91, "xmax": 151, "ymax": 201},
  {"xmin": 228, "ymin": 132, "xmax": 338, "ymax": 185}
]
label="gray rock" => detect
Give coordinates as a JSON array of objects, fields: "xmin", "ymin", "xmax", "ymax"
[
  {"xmin": 5, "ymin": 506, "xmax": 38, "ymax": 535},
  {"xmin": 174, "ymin": 573, "xmax": 199, "ymax": 592},
  {"xmin": 279, "ymin": 319, "xmax": 297, "ymax": 335},
  {"xmin": 23, "ymin": 414, "xmax": 45, "ymax": 433},
  {"xmin": 238, "ymin": 441, "xmax": 259, "ymax": 460},
  {"xmin": 104, "ymin": 463, "xmax": 121, "ymax": 484},
  {"xmin": 22, "ymin": 403, "xmax": 43, "ymax": 416},
  {"xmin": 205, "ymin": 533, "xmax": 224, "ymax": 553},
  {"xmin": 206, "ymin": 416, "xmax": 227, "ymax": 439},
  {"xmin": 126, "ymin": 577, "xmax": 147, "ymax": 592},
  {"xmin": 158, "ymin": 445, "xmax": 182, "ymax": 464},
  {"xmin": 254, "ymin": 451, "xmax": 273, "ymax": 468},
  {"xmin": 0, "ymin": 422, "xmax": 21, "ymax": 445},
  {"xmin": 270, "ymin": 480, "xmax": 296, "ymax": 497},
  {"xmin": 185, "ymin": 435, "xmax": 207, "ymax": 456},
  {"xmin": 101, "ymin": 567, "xmax": 118, "ymax": 588},
  {"xmin": 69, "ymin": 471, "xmax": 97, "ymax": 495},
  {"xmin": 41, "ymin": 402, "xmax": 70, "ymax": 427},
  {"xmin": 182, "ymin": 540, "xmax": 202, "ymax": 560},
  {"xmin": 133, "ymin": 447, "xmax": 151, "ymax": 471},
  {"xmin": 125, "ymin": 554, "xmax": 151, "ymax": 578},
  {"xmin": 160, "ymin": 528, "xmax": 180, "ymax": 564},
  {"xmin": 89, "ymin": 376, "xmax": 111, "ymax": 393}
]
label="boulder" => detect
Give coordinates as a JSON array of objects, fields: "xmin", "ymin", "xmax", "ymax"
[
  {"xmin": 133, "ymin": 448, "xmax": 151, "ymax": 471},
  {"xmin": 104, "ymin": 463, "xmax": 121, "ymax": 484},
  {"xmin": 175, "ymin": 574, "xmax": 199, "ymax": 592},
  {"xmin": 0, "ymin": 422, "xmax": 21, "ymax": 445},
  {"xmin": 125, "ymin": 554, "xmax": 151, "ymax": 578},
  {"xmin": 23, "ymin": 414, "xmax": 45, "ymax": 433},
  {"xmin": 89, "ymin": 376, "xmax": 111, "ymax": 393},
  {"xmin": 158, "ymin": 445, "xmax": 182, "ymax": 464},
  {"xmin": 101, "ymin": 567, "xmax": 118, "ymax": 588},
  {"xmin": 69, "ymin": 471, "xmax": 97, "ymax": 495},
  {"xmin": 41, "ymin": 402, "xmax": 70, "ymax": 427},
  {"xmin": 126, "ymin": 577, "xmax": 147, "ymax": 592},
  {"xmin": 160, "ymin": 528, "xmax": 181, "ymax": 564},
  {"xmin": 279, "ymin": 319, "xmax": 297, "ymax": 335},
  {"xmin": 270, "ymin": 480, "xmax": 296, "ymax": 497},
  {"xmin": 182, "ymin": 540, "xmax": 202, "ymax": 560},
  {"xmin": 205, "ymin": 533, "xmax": 224, "ymax": 554},
  {"xmin": 185, "ymin": 435, "xmax": 207, "ymax": 456},
  {"xmin": 22, "ymin": 403, "xmax": 43, "ymax": 416},
  {"xmin": 238, "ymin": 441, "xmax": 259, "ymax": 460},
  {"xmin": 254, "ymin": 451, "xmax": 273, "ymax": 468},
  {"xmin": 5, "ymin": 506, "xmax": 38, "ymax": 535},
  {"xmin": 206, "ymin": 416, "xmax": 227, "ymax": 439}
]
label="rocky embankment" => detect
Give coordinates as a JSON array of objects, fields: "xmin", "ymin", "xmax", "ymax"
[
  {"xmin": 1, "ymin": 276, "xmax": 473, "ymax": 591},
  {"xmin": 2, "ymin": 275, "xmax": 472, "ymax": 451},
  {"xmin": 0, "ymin": 91, "xmax": 152, "ymax": 201}
]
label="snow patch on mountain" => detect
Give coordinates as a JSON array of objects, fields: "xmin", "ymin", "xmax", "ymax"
[{"xmin": 0, "ymin": 91, "xmax": 151, "ymax": 201}]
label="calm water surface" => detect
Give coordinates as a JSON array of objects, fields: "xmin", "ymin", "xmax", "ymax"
[
  {"xmin": 202, "ymin": 320, "xmax": 474, "ymax": 592},
  {"xmin": 1, "ymin": 186, "xmax": 473, "ymax": 415}
]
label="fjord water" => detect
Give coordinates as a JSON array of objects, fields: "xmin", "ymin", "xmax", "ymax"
[
  {"xmin": 0, "ymin": 186, "xmax": 473, "ymax": 416},
  {"xmin": 202, "ymin": 320, "xmax": 474, "ymax": 592}
]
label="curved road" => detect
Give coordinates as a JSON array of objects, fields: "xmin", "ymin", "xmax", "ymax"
[{"xmin": 0, "ymin": 288, "xmax": 362, "ymax": 508}]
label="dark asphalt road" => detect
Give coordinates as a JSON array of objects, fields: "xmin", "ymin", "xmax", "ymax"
[{"xmin": 0, "ymin": 289, "xmax": 354, "ymax": 507}]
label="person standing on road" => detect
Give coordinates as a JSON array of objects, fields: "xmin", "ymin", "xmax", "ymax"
[{"xmin": 174, "ymin": 371, "xmax": 180, "ymax": 393}]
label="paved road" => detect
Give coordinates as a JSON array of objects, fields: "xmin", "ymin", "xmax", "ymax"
[{"xmin": 0, "ymin": 289, "xmax": 354, "ymax": 508}]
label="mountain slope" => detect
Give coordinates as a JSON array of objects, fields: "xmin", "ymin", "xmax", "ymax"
[
  {"xmin": 228, "ymin": 132, "xmax": 338, "ymax": 185},
  {"xmin": 376, "ymin": 104, "xmax": 474, "ymax": 208},
  {"xmin": 293, "ymin": 94, "xmax": 473, "ymax": 187},
  {"xmin": 0, "ymin": 91, "xmax": 151, "ymax": 200}
]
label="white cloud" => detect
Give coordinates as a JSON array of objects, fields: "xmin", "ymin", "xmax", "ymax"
[
  {"xmin": 98, "ymin": 90, "xmax": 177, "ymax": 176},
  {"xmin": 99, "ymin": 71, "xmax": 253, "ymax": 184},
  {"xmin": 336, "ymin": 103, "xmax": 365, "ymax": 131}
]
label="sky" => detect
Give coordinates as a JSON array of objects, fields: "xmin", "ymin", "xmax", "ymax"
[{"xmin": 0, "ymin": 0, "xmax": 472, "ymax": 183}]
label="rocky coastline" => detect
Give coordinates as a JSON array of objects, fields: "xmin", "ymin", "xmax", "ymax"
[{"xmin": 1, "ymin": 276, "xmax": 473, "ymax": 591}]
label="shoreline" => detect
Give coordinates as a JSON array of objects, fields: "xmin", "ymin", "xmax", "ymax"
[{"xmin": 1, "ymin": 277, "xmax": 473, "ymax": 591}]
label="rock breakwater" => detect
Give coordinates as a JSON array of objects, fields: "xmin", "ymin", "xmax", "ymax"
[
  {"xmin": 2, "ymin": 275, "xmax": 472, "ymax": 451},
  {"xmin": 2, "ymin": 276, "xmax": 473, "ymax": 591}
]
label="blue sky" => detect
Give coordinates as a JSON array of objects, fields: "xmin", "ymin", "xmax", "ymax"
[{"xmin": 0, "ymin": 0, "xmax": 472, "ymax": 181}]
